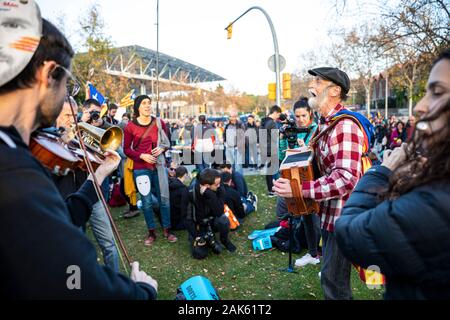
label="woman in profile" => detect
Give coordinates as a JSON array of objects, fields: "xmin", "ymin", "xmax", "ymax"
[{"xmin": 335, "ymin": 49, "xmax": 450, "ymax": 300}]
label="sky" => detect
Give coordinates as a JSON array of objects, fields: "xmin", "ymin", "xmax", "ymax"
[{"xmin": 35, "ymin": 0, "xmax": 378, "ymax": 96}]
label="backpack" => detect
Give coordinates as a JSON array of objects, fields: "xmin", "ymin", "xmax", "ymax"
[
  {"xmin": 224, "ymin": 204, "xmax": 240, "ymax": 231},
  {"xmin": 311, "ymin": 110, "xmax": 375, "ymax": 175}
]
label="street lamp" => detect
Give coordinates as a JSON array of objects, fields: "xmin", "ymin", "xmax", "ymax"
[
  {"xmin": 150, "ymin": 68, "xmax": 156, "ymax": 99},
  {"xmin": 225, "ymin": 6, "xmax": 282, "ymax": 106}
]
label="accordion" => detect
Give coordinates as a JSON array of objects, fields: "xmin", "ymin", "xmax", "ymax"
[{"xmin": 279, "ymin": 147, "xmax": 320, "ymax": 216}]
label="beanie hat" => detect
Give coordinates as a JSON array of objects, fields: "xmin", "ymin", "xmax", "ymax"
[{"xmin": 133, "ymin": 95, "xmax": 152, "ymax": 117}]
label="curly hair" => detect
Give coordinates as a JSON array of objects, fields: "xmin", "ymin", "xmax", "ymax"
[{"xmin": 385, "ymin": 94, "xmax": 450, "ymax": 199}]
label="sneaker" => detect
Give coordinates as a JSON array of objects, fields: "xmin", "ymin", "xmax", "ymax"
[
  {"xmin": 295, "ymin": 253, "xmax": 321, "ymax": 267},
  {"xmin": 250, "ymin": 193, "xmax": 258, "ymax": 211},
  {"xmin": 144, "ymin": 229, "xmax": 156, "ymax": 246},
  {"xmin": 267, "ymin": 191, "xmax": 276, "ymax": 198},
  {"xmin": 222, "ymin": 240, "xmax": 237, "ymax": 252},
  {"xmin": 123, "ymin": 209, "xmax": 140, "ymax": 219},
  {"xmin": 163, "ymin": 228, "xmax": 178, "ymax": 243}
]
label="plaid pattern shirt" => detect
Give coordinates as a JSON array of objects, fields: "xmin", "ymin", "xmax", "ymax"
[{"xmin": 302, "ymin": 104, "xmax": 365, "ymax": 232}]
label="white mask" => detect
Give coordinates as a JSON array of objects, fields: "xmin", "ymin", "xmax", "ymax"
[
  {"xmin": 0, "ymin": 0, "xmax": 42, "ymax": 87},
  {"xmin": 136, "ymin": 175, "xmax": 151, "ymax": 196}
]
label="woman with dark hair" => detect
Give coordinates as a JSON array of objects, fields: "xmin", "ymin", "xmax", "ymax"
[
  {"xmin": 335, "ymin": 49, "xmax": 450, "ymax": 299},
  {"xmin": 278, "ymin": 97, "xmax": 321, "ymax": 268},
  {"xmin": 123, "ymin": 95, "xmax": 177, "ymax": 245},
  {"xmin": 389, "ymin": 120, "xmax": 407, "ymax": 149}
]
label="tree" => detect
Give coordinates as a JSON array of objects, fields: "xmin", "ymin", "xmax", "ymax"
[
  {"xmin": 340, "ymin": 25, "xmax": 379, "ymax": 116},
  {"xmin": 71, "ymin": 5, "xmax": 134, "ymax": 104}
]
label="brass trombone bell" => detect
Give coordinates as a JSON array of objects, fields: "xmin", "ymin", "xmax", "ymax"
[{"xmin": 76, "ymin": 122, "xmax": 123, "ymax": 156}]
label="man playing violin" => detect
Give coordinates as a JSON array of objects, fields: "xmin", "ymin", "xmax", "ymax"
[{"xmin": 0, "ymin": 2, "xmax": 157, "ymax": 299}]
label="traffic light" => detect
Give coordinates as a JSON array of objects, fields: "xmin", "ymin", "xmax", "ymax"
[
  {"xmin": 199, "ymin": 103, "xmax": 207, "ymax": 114},
  {"xmin": 226, "ymin": 24, "xmax": 233, "ymax": 39},
  {"xmin": 282, "ymin": 73, "xmax": 291, "ymax": 100},
  {"xmin": 268, "ymin": 83, "xmax": 276, "ymax": 101}
]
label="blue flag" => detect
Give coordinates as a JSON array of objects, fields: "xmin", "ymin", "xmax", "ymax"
[{"xmin": 86, "ymin": 83, "xmax": 105, "ymax": 105}]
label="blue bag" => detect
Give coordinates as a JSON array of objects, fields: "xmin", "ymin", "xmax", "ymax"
[
  {"xmin": 252, "ymin": 235, "xmax": 273, "ymax": 251},
  {"xmin": 176, "ymin": 276, "xmax": 220, "ymax": 300},
  {"xmin": 248, "ymin": 227, "xmax": 281, "ymax": 240}
]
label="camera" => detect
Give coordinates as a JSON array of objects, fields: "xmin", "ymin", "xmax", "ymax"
[
  {"xmin": 279, "ymin": 114, "xmax": 309, "ymax": 149},
  {"xmin": 89, "ymin": 111, "xmax": 100, "ymax": 123},
  {"xmin": 200, "ymin": 218, "xmax": 223, "ymax": 254}
]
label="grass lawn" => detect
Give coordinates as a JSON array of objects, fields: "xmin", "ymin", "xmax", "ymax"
[{"xmin": 93, "ymin": 174, "xmax": 384, "ymax": 300}]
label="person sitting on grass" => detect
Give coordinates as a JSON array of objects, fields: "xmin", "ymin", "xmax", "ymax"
[
  {"xmin": 168, "ymin": 166, "xmax": 190, "ymax": 230},
  {"xmin": 214, "ymin": 163, "xmax": 248, "ymax": 198},
  {"xmin": 221, "ymin": 172, "xmax": 257, "ymax": 220},
  {"xmin": 187, "ymin": 168, "xmax": 236, "ymax": 253}
]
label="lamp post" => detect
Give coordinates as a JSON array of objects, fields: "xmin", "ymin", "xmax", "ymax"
[
  {"xmin": 156, "ymin": 0, "xmax": 160, "ymax": 117},
  {"xmin": 225, "ymin": 6, "xmax": 282, "ymax": 106},
  {"xmin": 150, "ymin": 68, "xmax": 155, "ymax": 99}
]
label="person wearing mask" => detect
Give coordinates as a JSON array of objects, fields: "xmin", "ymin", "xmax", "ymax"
[
  {"xmin": 335, "ymin": 49, "xmax": 450, "ymax": 300},
  {"xmin": 119, "ymin": 112, "xmax": 131, "ymax": 130},
  {"xmin": 0, "ymin": 6, "xmax": 156, "ymax": 299},
  {"xmin": 123, "ymin": 95, "xmax": 177, "ymax": 245}
]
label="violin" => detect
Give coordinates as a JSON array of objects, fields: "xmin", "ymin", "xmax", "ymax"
[{"xmin": 29, "ymin": 129, "xmax": 102, "ymax": 176}]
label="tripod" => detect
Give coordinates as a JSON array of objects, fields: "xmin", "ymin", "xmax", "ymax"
[{"xmin": 280, "ymin": 213, "xmax": 297, "ymax": 273}]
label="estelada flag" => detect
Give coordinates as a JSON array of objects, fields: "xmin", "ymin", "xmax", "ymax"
[{"xmin": 120, "ymin": 89, "xmax": 136, "ymax": 108}]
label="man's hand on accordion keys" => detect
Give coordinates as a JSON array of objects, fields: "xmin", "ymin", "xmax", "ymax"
[{"xmin": 273, "ymin": 178, "xmax": 300, "ymax": 198}]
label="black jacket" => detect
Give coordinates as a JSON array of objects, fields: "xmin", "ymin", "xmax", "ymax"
[
  {"xmin": 231, "ymin": 171, "xmax": 248, "ymax": 198},
  {"xmin": 335, "ymin": 165, "xmax": 450, "ymax": 300},
  {"xmin": 188, "ymin": 182, "xmax": 225, "ymax": 223},
  {"xmin": 0, "ymin": 126, "xmax": 156, "ymax": 299},
  {"xmin": 260, "ymin": 116, "xmax": 278, "ymax": 156},
  {"xmin": 169, "ymin": 177, "xmax": 191, "ymax": 230},
  {"xmin": 222, "ymin": 184, "xmax": 246, "ymax": 219}
]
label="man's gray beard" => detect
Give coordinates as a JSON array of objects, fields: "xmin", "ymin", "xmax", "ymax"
[
  {"xmin": 309, "ymin": 88, "xmax": 329, "ymax": 114},
  {"xmin": 308, "ymin": 97, "xmax": 319, "ymax": 111}
]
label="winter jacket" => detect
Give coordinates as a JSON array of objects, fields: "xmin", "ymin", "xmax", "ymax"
[
  {"xmin": 168, "ymin": 177, "xmax": 191, "ymax": 230},
  {"xmin": 222, "ymin": 184, "xmax": 246, "ymax": 219},
  {"xmin": 335, "ymin": 165, "xmax": 450, "ymax": 300}
]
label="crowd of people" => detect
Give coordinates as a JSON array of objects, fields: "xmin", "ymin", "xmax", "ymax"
[{"xmin": 0, "ymin": 0, "xmax": 449, "ymax": 301}]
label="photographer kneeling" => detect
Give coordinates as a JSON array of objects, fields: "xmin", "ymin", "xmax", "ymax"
[{"xmin": 187, "ymin": 169, "xmax": 237, "ymax": 259}]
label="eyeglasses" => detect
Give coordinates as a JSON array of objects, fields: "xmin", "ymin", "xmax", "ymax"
[
  {"xmin": 43, "ymin": 61, "xmax": 81, "ymax": 97},
  {"xmin": 169, "ymin": 168, "xmax": 176, "ymax": 171}
]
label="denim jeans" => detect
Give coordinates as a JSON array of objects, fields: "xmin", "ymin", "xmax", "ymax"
[
  {"xmin": 134, "ymin": 169, "xmax": 171, "ymax": 230},
  {"xmin": 241, "ymin": 197, "xmax": 255, "ymax": 215},
  {"xmin": 302, "ymin": 214, "xmax": 320, "ymax": 257},
  {"xmin": 225, "ymin": 147, "xmax": 243, "ymax": 175},
  {"xmin": 89, "ymin": 201, "xmax": 120, "ymax": 272},
  {"xmin": 320, "ymin": 229, "xmax": 352, "ymax": 300}
]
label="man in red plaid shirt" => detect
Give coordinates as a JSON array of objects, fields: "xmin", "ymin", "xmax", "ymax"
[{"xmin": 274, "ymin": 67, "xmax": 365, "ymax": 300}]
